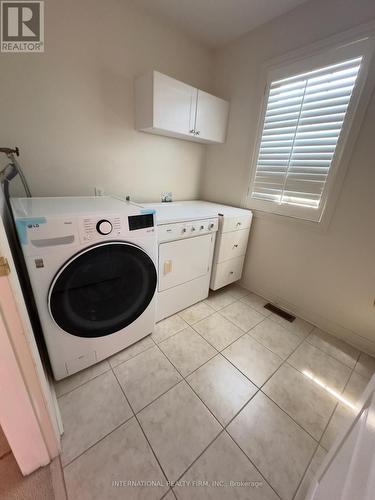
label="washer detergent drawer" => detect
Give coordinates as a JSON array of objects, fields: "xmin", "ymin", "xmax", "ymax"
[{"xmin": 158, "ymin": 234, "xmax": 213, "ymax": 292}]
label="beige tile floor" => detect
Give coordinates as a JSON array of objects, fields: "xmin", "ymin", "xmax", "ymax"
[{"xmin": 55, "ymin": 284, "xmax": 375, "ymax": 500}]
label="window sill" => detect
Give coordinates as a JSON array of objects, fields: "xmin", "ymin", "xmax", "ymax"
[{"xmin": 247, "ymin": 206, "xmax": 333, "ymax": 234}]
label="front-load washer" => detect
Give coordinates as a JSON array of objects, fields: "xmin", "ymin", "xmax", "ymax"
[{"xmin": 11, "ymin": 196, "xmax": 157, "ymax": 380}]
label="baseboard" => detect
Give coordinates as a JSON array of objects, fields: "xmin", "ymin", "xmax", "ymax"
[{"xmin": 240, "ymin": 282, "xmax": 375, "ymax": 357}]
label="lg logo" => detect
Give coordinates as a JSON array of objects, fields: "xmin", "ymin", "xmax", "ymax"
[{"xmin": 1, "ymin": 1, "xmax": 44, "ymax": 52}]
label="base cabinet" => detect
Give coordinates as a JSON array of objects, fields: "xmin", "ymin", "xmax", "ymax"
[{"xmin": 210, "ymin": 210, "xmax": 253, "ymax": 290}]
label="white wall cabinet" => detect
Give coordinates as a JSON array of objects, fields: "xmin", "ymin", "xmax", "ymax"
[
  {"xmin": 195, "ymin": 90, "xmax": 229, "ymax": 143},
  {"xmin": 135, "ymin": 71, "xmax": 229, "ymax": 144}
]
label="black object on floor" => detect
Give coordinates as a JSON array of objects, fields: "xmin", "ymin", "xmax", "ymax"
[{"xmin": 264, "ymin": 303, "xmax": 295, "ymax": 322}]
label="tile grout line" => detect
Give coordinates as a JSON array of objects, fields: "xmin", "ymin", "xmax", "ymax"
[
  {"xmin": 223, "ymin": 430, "xmax": 283, "ymax": 500},
  {"xmin": 150, "ymin": 335, "xmax": 283, "ymax": 497},
  {"xmin": 169, "ymin": 429, "xmax": 227, "ymax": 495},
  {"xmin": 293, "ymin": 339, "xmax": 363, "ymax": 497},
  {"xmin": 113, "ymin": 359, "xmax": 231, "ymax": 500},
  {"xmin": 291, "ymin": 347, "xmax": 359, "ymax": 500},
  {"xmin": 303, "ymin": 335, "xmax": 360, "ymax": 371},
  {"xmin": 258, "ymin": 327, "xmax": 323, "ymax": 500},
  {"xmin": 152, "ymin": 322, "xmax": 189, "ymax": 345},
  {"xmin": 151, "ymin": 343, "xmax": 224, "ymax": 430},
  {"xmin": 108, "ymin": 342, "xmax": 155, "ymax": 369},
  {"xmin": 54, "ymin": 454, "xmax": 69, "ymax": 500},
  {"xmin": 110, "ymin": 365, "xmax": 172, "ymax": 500},
  {"xmin": 317, "ymin": 357, "xmax": 358, "ymax": 453},
  {"xmin": 61, "ymin": 415, "xmax": 134, "ymax": 470},
  {"xmin": 221, "ymin": 339, "xmax": 326, "ymax": 444},
  {"xmin": 56, "ymin": 339, "xmax": 158, "ymax": 399},
  {"xmin": 153, "ymin": 330, "xmax": 219, "ymax": 379},
  {"xmin": 162, "ymin": 297, "xmax": 328, "ymax": 447},
  {"xmin": 151, "ymin": 328, "xmax": 283, "ymax": 498},
  {"xmin": 228, "ymin": 321, "xmax": 321, "ymax": 499},
  {"xmin": 56, "ymin": 365, "xmax": 113, "ymax": 399}
]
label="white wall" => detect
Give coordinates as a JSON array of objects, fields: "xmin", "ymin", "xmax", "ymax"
[
  {"xmin": 0, "ymin": 0, "xmax": 213, "ymax": 202},
  {"xmin": 201, "ymin": 0, "xmax": 375, "ymax": 354}
]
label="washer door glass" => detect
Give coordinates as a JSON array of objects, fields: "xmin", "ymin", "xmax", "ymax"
[{"xmin": 49, "ymin": 242, "xmax": 157, "ymax": 338}]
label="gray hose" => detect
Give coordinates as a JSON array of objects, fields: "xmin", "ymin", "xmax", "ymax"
[{"xmin": 0, "ymin": 147, "xmax": 32, "ymax": 197}]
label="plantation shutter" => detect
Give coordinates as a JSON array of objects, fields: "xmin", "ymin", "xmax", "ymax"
[{"xmin": 250, "ymin": 57, "xmax": 362, "ymax": 209}]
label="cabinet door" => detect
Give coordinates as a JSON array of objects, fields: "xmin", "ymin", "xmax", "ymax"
[
  {"xmin": 194, "ymin": 90, "xmax": 229, "ymax": 143},
  {"xmin": 154, "ymin": 72, "xmax": 196, "ymax": 136}
]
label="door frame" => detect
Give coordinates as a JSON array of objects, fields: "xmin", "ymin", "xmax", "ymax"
[
  {"xmin": 0, "ymin": 213, "xmax": 60, "ymax": 475},
  {"xmin": 306, "ymin": 375, "xmax": 375, "ymax": 499}
]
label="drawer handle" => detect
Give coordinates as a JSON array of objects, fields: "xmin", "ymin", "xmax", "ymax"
[
  {"xmin": 164, "ymin": 260, "xmax": 172, "ymax": 275},
  {"xmin": 236, "ymin": 222, "xmax": 242, "ymax": 226},
  {"xmin": 233, "ymin": 244, "xmax": 239, "ymax": 248},
  {"xmin": 229, "ymin": 271, "xmax": 234, "ymax": 275}
]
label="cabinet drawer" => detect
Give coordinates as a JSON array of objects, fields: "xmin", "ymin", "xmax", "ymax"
[
  {"xmin": 215, "ymin": 228, "xmax": 250, "ymax": 263},
  {"xmin": 219, "ymin": 213, "xmax": 253, "ymax": 233},
  {"xmin": 210, "ymin": 255, "xmax": 245, "ymax": 290}
]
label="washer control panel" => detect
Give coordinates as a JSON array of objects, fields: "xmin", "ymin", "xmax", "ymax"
[
  {"xmin": 158, "ymin": 218, "xmax": 218, "ymax": 243},
  {"xmin": 81, "ymin": 216, "xmax": 121, "ymax": 243}
]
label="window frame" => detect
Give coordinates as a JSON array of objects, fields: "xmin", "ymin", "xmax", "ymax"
[{"xmin": 245, "ymin": 26, "xmax": 375, "ymax": 224}]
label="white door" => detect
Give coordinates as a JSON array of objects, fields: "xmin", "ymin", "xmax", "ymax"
[
  {"xmin": 194, "ymin": 90, "xmax": 229, "ymax": 143},
  {"xmin": 306, "ymin": 375, "xmax": 375, "ymax": 500},
  {"xmin": 154, "ymin": 72, "xmax": 196, "ymax": 136},
  {"xmin": 158, "ymin": 234, "xmax": 213, "ymax": 292}
]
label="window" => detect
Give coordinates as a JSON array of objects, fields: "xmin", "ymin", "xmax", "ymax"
[{"xmin": 247, "ymin": 36, "xmax": 374, "ymax": 221}]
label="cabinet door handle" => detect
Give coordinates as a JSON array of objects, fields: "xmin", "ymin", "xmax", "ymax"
[
  {"xmin": 189, "ymin": 129, "xmax": 195, "ymax": 134},
  {"xmin": 233, "ymin": 244, "xmax": 239, "ymax": 248},
  {"xmin": 229, "ymin": 271, "xmax": 234, "ymax": 275},
  {"xmin": 195, "ymin": 130, "xmax": 200, "ymax": 136},
  {"xmin": 236, "ymin": 222, "xmax": 242, "ymax": 227}
]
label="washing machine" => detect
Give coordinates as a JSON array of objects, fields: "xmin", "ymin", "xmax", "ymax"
[{"xmin": 11, "ymin": 196, "xmax": 157, "ymax": 380}]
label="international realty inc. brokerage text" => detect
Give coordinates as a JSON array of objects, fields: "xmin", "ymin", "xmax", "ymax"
[{"xmin": 112, "ymin": 479, "xmax": 264, "ymax": 488}]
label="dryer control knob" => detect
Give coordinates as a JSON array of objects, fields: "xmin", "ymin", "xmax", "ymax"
[{"xmin": 96, "ymin": 219, "xmax": 113, "ymax": 235}]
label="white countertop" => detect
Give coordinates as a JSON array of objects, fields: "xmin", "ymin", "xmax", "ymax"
[{"xmin": 141, "ymin": 200, "xmax": 251, "ymax": 225}]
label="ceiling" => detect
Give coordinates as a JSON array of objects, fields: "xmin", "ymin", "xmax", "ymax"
[{"xmin": 133, "ymin": 0, "xmax": 311, "ymax": 48}]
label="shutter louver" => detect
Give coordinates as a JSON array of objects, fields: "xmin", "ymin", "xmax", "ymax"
[{"xmin": 251, "ymin": 57, "xmax": 362, "ymax": 209}]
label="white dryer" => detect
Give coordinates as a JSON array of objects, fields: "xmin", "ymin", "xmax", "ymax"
[
  {"xmin": 11, "ymin": 196, "xmax": 157, "ymax": 380},
  {"xmin": 141, "ymin": 202, "xmax": 218, "ymax": 321}
]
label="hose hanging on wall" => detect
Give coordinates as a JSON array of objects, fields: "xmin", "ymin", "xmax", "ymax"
[{"xmin": 0, "ymin": 147, "xmax": 32, "ymax": 208}]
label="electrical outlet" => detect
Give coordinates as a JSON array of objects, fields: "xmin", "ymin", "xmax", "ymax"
[{"xmin": 95, "ymin": 187, "xmax": 104, "ymax": 196}]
